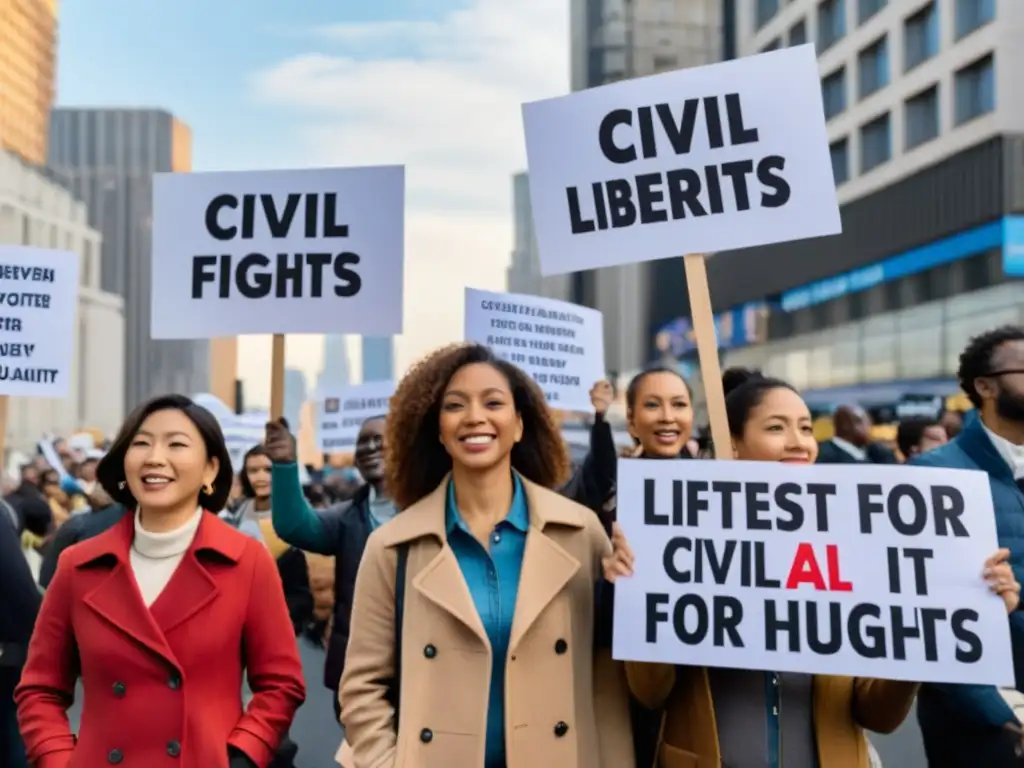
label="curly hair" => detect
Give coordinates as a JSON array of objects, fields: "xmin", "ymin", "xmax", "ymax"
[
  {"xmin": 384, "ymin": 343, "xmax": 570, "ymax": 510},
  {"xmin": 957, "ymin": 325, "xmax": 1024, "ymax": 408}
]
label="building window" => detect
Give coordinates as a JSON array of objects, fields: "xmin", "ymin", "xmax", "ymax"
[
  {"xmin": 761, "ymin": 37, "xmax": 782, "ymax": 53},
  {"xmin": 905, "ymin": 85, "xmax": 940, "ymax": 149},
  {"xmin": 830, "ymin": 137, "xmax": 850, "ymax": 185},
  {"xmin": 789, "ymin": 19, "xmax": 808, "ymax": 46},
  {"xmin": 822, "ymin": 67, "xmax": 847, "ymax": 119},
  {"xmin": 954, "ymin": 54, "xmax": 995, "ymax": 125},
  {"xmin": 818, "ymin": 0, "xmax": 847, "ymax": 52},
  {"xmin": 858, "ymin": 0, "xmax": 886, "ymax": 24},
  {"xmin": 857, "ymin": 35, "xmax": 889, "ymax": 99},
  {"xmin": 652, "ymin": 55, "xmax": 678, "ymax": 71},
  {"xmin": 904, "ymin": 2, "xmax": 939, "ymax": 71},
  {"xmin": 860, "ymin": 112, "xmax": 891, "ymax": 172},
  {"xmin": 955, "ymin": 0, "xmax": 995, "ymax": 39},
  {"xmin": 757, "ymin": 0, "xmax": 780, "ymax": 29}
]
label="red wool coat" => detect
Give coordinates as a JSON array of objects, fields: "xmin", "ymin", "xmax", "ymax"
[{"xmin": 15, "ymin": 511, "xmax": 306, "ymax": 768}]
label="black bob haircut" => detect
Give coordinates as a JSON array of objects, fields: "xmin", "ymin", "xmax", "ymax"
[
  {"xmin": 97, "ymin": 394, "xmax": 235, "ymax": 512},
  {"xmin": 238, "ymin": 443, "xmax": 269, "ymax": 499}
]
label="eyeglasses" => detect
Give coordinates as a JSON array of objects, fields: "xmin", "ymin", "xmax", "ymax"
[{"xmin": 981, "ymin": 369, "xmax": 1024, "ymax": 378}]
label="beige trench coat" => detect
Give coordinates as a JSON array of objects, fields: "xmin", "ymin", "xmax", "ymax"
[{"xmin": 339, "ymin": 474, "xmax": 635, "ymax": 768}]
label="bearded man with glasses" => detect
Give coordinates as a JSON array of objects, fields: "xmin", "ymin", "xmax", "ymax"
[{"xmin": 911, "ymin": 324, "xmax": 1024, "ymax": 767}]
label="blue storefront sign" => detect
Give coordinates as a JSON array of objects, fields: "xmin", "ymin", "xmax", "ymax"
[
  {"xmin": 655, "ymin": 302, "xmax": 770, "ymax": 357},
  {"xmin": 781, "ymin": 215, "xmax": 1024, "ymax": 312}
]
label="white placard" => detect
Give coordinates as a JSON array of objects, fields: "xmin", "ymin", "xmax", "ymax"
[
  {"xmin": 612, "ymin": 459, "xmax": 1014, "ymax": 686},
  {"xmin": 464, "ymin": 288, "xmax": 605, "ymax": 412},
  {"xmin": 0, "ymin": 246, "xmax": 79, "ymax": 398},
  {"xmin": 151, "ymin": 166, "xmax": 405, "ymax": 338},
  {"xmin": 318, "ymin": 380, "xmax": 395, "ymax": 453},
  {"xmin": 522, "ymin": 45, "xmax": 841, "ymax": 276}
]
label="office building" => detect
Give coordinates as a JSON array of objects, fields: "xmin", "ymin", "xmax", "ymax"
[
  {"xmin": 0, "ymin": 0, "xmax": 57, "ymax": 165},
  {"xmin": 0, "ymin": 148, "xmax": 125, "ymax": 450},
  {"xmin": 48, "ymin": 108, "xmax": 208, "ymax": 408},
  {"xmin": 660, "ymin": 0, "xmax": 1023, "ymax": 415},
  {"xmin": 316, "ymin": 334, "xmax": 352, "ymax": 395},
  {"xmin": 507, "ymin": 172, "xmax": 573, "ymax": 299},
  {"xmin": 361, "ymin": 336, "xmax": 394, "ymax": 382},
  {"xmin": 566, "ymin": 0, "xmax": 723, "ymax": 377}
]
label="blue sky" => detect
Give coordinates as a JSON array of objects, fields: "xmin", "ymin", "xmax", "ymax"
[
  {"xmin": 56, "ymin": 0, "xmax": 466, "ymax": 172},
  {"xmin": 56, "ymin": 0, "xmax": 567, "ymax": 403}
]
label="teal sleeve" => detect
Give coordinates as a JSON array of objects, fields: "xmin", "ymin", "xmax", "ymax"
[{"xmin": 270, "ymin": 463, "xmax": 334, "ymax": 554}]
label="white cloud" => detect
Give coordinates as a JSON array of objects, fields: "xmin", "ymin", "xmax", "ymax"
[{"xmin": 245, "ymin": 0, "xmax": 568, "ymax": 385}]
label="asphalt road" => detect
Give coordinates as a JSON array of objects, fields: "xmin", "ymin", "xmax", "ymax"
[{"xmin": 67, "ymin": 642, "xmax": 927, "ymax": 767}]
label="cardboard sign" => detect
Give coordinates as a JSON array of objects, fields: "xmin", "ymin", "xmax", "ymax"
[
  {"xmin": 150, "ymin": 166, "xmax": 405, "ymax": 338},
  {"xmin": 463, "ymin": 288, "xmax": 605, "ymax": 412},
  {"xmin": 612, "ymin": 458, "xmax": 1014, "ymax": 685},
  {"xmin": 522, "ymin": 45, "xmax": 841, "ymax": 276},
  {"xmin": 318, "ymin": 380, "xmax": 395, "ymax": 453},
  {"xmin": 0, "ymin": 246, "xmax": 79, "ymax": 398}
]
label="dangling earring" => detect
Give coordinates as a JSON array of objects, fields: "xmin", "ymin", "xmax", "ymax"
[{"xmin": 118, "ymin": 481, "xmax": 126, "ymax": 490}]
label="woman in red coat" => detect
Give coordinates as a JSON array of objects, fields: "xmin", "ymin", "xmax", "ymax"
[{"xmin": 15, "ymin": 394, "xmax": 306, "ymax": 768}]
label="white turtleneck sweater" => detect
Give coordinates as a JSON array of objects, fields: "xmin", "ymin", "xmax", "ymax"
[{"xmin": 130, "ymin": 507, "xmax": 203, "ymax": 607}]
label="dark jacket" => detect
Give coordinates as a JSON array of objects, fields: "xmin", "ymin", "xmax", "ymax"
[
  {"xmin": 815, "ymin": 439, "xmax": 866, "ymax": 464},
  {"xmin": 5, "ymin": 484, "xmax": 52, "ymax": 537},
  {"xmin": 270, "ymin": 464, "xmax": 375, "ymax": 694},
  {"xmin": 0, "ymin": 508, "xmax": 41, "ymax": 664},
  {"xmin": 912, "ymin": 413, "xmax": 1024, "ymax": 767},
  {"xmin": 38, "ymin": 503, "xmax": 127, "ymax": 589}
]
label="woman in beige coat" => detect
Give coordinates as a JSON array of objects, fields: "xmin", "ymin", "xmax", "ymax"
[{"xmin": 339, "ymin": 343, "xmax": 635, "ymax": 768}]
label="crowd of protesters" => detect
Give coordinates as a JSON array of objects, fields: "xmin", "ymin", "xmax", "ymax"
[{"xmin": 3, "ymin": 325, "xmax": 1024, "ymax": 767}]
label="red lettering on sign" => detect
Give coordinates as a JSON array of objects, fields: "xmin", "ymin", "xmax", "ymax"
[
  {"xmin": 786, "ymin": 543, "xmax": 827, "ymax": 590},
  {"xmin": 826, "ymin": 544, "xmax": 853, "ymax": 592},
  {"xmin": 785, "ymin": 543, "xmax": 853, "ymax": 591}
]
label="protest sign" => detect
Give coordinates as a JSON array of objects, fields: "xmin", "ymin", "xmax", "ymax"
[
  {"xmin": 522, "ymin": 44, "xmax": 842, "ymax": 460},
  {"xmin": 318, "ymin": 380, "xmax": 395, "ymax": 453},
  {"xmin": 612, "ymin": 458, "xmax": 1014, "ymax": 685},
  {"xmin": 521, "ymin": 44, "xmax": 840, "ymax": 276},
  {"xmin": 150, "ymin": 165, "xmax": 405, "ymax": 339},
  {"xmin": 464, "ymin": 288, "xmax": 604, "ymax": 412},
  {"xmin": 0, "ymin": 246, "xmax": 79, "ymax": 398}
]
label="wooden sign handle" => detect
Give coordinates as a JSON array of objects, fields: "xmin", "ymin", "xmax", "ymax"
[
  {"xmin": 683, "ymin": 254, "xmax": 732, "ymax": 460},
  {"xmin": 269, "ymin": 334, "xmax": 286, "ymax": 421}
]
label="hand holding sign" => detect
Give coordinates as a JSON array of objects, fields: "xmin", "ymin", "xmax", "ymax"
[
  {"xmin": 590, "ymin": 380, "xmax": 613, "ymax": 416},
  {"xmin": 603, "ymin": 523, "xmax": 635, "ymax": 582},
  {"xmin": 983, "ymin": 548, "xmax": 1021, "ymax": 613},
  {"xmin": 264, "ymin": 419, "xmax": 297, "ymax": 464}
]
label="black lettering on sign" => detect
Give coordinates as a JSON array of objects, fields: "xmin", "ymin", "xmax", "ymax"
[
  {"xmin": 645, "ymin": 592, "xmax": 745, "ymax": 648},
  {"xmin": 0, "ymin": 318, "xmax": 23, "ymax": 332},
  {"xmin": 0, "ymin": 366, "xmax": 58, "ymax": 383},
  {"xmin": 0, "ymin": 265, "xmax": 56, "ymax": 282},
  {"xmin": 762, "ymin": 599, "xmax": 977, "ymax": 662},
  {"xmin": 0, "ymin": 293, "xmax": 50, "ymax": 308},
  {"xmin": 568, "ymin": 93, "xmax": 790, "ymax": 234},
  {"xmin": 0, "ymin": 343, "xmax": 34, "ymax": 357},
  {"xmin": 857, "ymin": 483, "xmax": 969, "ymax": 537},
  {"xmin": 204, "ymin": 193, "xmax": 349, "ymax": 240},
  {"xmin": 190, "ymin": 253, "xmax": 361, "ymax": 300}
]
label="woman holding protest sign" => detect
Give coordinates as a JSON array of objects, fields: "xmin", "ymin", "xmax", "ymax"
[
  {"xmin": 570, "ymin": 366, "xmax": 695, "ymax": 766},
  {"xmin": 339, "ymin": 342, "xmax": 635, "ymax": 767},
  {"xmin": 616, "ymin": 367, "xmax": 1021, "ymax": 768}
]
